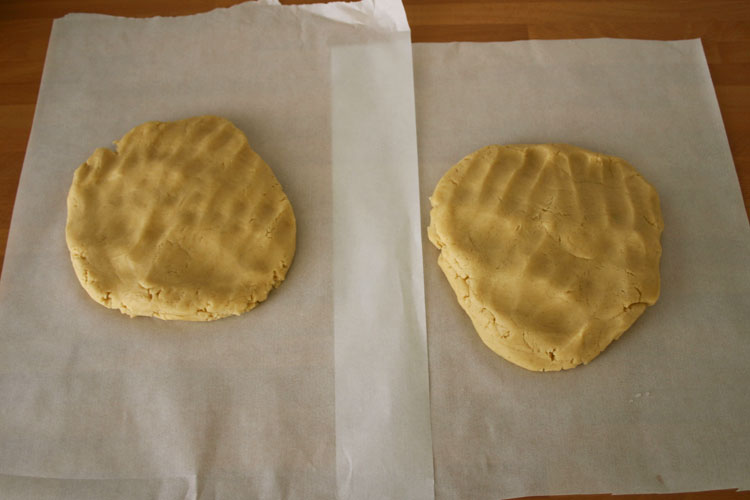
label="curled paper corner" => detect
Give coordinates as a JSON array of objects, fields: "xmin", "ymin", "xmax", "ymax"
[{"xmin": 297, "ymin": 0, "xmax": 409, "ymax": 33}]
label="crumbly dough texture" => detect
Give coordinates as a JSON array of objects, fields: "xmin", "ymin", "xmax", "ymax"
[
  {"xmin": 66, "ymin": 115, "xmax": 296, "ymax": 321},
  {"xmin": 428, "ymin": 144, "xmax": 663, "ymax": 371}
]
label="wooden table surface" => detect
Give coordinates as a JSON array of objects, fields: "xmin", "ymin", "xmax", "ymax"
[{"xmin": 0, "ymin": 1, "xmax": 748, "ymax": 499}]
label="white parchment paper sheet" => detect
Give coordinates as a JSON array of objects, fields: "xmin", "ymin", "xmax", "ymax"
[
  {"xmin": 332, "ymin": 40, "xmax": 433, "ymax": 499},
  {"xmin": 414, "ymin": 39, "xmax": 750, "ymax": 499},
  {"xmin": 0, "ymin": 1, "xmax": 434, "ymax": 498}
]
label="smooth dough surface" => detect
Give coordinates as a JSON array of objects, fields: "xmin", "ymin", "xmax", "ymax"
[
  {"xmin": 66, "ymin": 115, "xmax": 296, "ymax": 321},
  {"xmin": 428, "ymin": 144, "xmax": 663, "ymax": 371}
]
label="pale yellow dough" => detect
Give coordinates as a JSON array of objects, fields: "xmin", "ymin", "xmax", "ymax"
[
  {"xmin": 66, "ymin": 116, "xmax": 296, "ymax": 321},
  {"xmin": 428, "ymin": 144, "xmax": 663, "ymax": 371}
]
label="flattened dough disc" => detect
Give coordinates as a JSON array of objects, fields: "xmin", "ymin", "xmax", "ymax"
[
  {"xmin": 66, "ymin": 116, "xmax": 296, "ymax": 321},
  {"xmin": 428, "ymin": 144, "xmax": 663, "ymax": 371}
]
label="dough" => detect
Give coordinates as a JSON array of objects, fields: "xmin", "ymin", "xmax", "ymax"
[
  {"xmin": 66, "ymin": 115, "xmax": 296, "ymax": 321},
  {"xmin": 427, "ymin": 144, "xmax": 663, "ymax": 371}
]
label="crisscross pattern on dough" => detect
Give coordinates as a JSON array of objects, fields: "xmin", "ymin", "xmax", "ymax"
[
  {"xmin": 66, "ymin": 116, "xmax": 296, "ymax": 321},
  {"xmin": 428, "ymin": 144, "xmax": 663, "ymax": 371}
]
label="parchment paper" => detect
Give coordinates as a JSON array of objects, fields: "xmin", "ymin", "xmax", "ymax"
[
  {"xmin": 4, "ymin": 7, "xmax": 749, "ymax": 499},
  {"xmin": 414, "ymin": 39, "xmax": 750, "ymax": 499},
  {"xmin": 0, "ymin": 1, "xmax": 434, "ymax": 499}
]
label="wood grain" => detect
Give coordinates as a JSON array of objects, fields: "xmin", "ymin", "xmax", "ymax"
[{"xmin": 0, "ymin": 2, "xmax": 748, "ymax": 497}]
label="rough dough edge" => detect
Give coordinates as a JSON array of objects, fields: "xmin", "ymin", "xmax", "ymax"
[{"xmin": 427, "ymin": 143, "xmax": 663, "ymax": 371}]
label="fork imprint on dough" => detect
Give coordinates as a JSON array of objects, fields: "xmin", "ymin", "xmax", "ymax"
[{"xmin": 428, "ymin": 144, "xmax": 663, "ymax": 371}]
